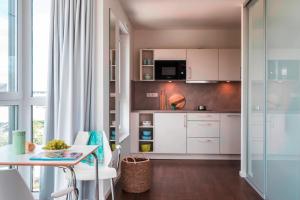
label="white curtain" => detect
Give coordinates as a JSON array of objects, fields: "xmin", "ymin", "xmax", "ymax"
[{"xmin": 40, "ymin": 0, "xmax": 96, "ymax": 199}]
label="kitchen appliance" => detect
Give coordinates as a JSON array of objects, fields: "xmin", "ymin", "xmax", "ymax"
[
  {"xmin": 197, "ymin": 105, "xmax": 207, "ymax": 111},
  {"xmin": 155, "ymin": 60, "xmax": 186, "ymax": 80}
]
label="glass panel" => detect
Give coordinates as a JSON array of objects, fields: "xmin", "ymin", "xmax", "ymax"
[
  {"xmin": 32, "ymin": 106, "xmax": 46, "ymax": 192},
  {"xmin": 266, "ymin": 1, "xmax": 300, "ymax": 199},
  {"xmin": 0, "ymin": 106, "xmax": 17, "ymax": 147},
  {"xmin": 247, "ymin": 0, "xmax": 265, "ymax": 194},
  {"xmin": 32, "ymin": 0, "xmax": 51, "ymax": 97},
  {"xmin": 0, "ymin": 1, "xmax": 17, "ymax": 92}
]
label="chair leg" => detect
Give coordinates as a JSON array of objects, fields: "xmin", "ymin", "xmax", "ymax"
[{"xmin": 110, "ymin": 178, "xmax": 115, "ymax": 200}]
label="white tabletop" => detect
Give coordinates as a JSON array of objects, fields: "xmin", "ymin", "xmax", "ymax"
[{"xmin": 0, "ymin": 145, "xmax": 99, "ymax": 167}]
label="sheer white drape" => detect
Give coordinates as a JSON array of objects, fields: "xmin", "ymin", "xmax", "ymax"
[{"xmin": 40, "ymin": 0, "xmax": 96, "ymax": 199}]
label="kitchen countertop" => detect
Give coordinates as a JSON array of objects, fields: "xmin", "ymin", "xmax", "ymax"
[{"xmin": 132, "ymin": 110, "xmax": 241, "ymax": 113}]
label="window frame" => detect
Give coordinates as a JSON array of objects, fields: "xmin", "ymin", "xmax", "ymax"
[{"xmin": 0, "ymin": 0, "xmax": 48, "ymax": 193}]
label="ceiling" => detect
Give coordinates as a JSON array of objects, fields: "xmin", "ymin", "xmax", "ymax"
[{"xmin": 119, "ymin": 0, "xmax": 242, "ymax": 30}]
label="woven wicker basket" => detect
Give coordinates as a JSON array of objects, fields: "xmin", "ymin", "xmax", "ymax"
[{"xmin": 121, "ymin": 156, "xmax": 152, "ymax": 193}]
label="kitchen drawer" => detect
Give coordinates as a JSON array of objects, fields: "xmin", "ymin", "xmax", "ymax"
[
  {"xmin": 187, "ymin": 113, "xmax": 220, "ymax": 121},
  {"xmin": 187, "ymin": 121, "xmax": 220, "ymax": 137},
  {"xmin": 187, "ymin": 138, "xmax": 220, "ymax": 154}
]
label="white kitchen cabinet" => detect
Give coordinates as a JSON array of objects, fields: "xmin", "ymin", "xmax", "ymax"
[
  {"xmin": 187, "ymin": 121, "xmax": 220, "ymax": 138},
  {"xmin": 154, "ymin": 49, "xmax": 187, "ymax": 60},
  {"xmin": 154, "ymin": 113, "xmax": 187, "ymax": 153},
  {"xmin": 219, "ymin": 49, "xmax": 241, "ymax": 81},
  {"xmin": 186, "ymin": 49, "xmax": 219, "ymax": 82},
  {"xmin": 187, "ymin": 138, "xmax": 220, "ymax": 154},
  {"xmin": 220, "ymin": 114, "xmax": 241, "ymax": 154}
]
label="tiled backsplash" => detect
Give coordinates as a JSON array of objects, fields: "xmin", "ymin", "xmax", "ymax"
[{"xmin": 132, "ymin": 81, "xmax": 241, "ymax": 111}]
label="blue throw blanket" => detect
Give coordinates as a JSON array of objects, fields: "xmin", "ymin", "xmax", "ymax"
[{"xmin": 81, "ymin": 130, "xmax": 104, "ymax": 166}]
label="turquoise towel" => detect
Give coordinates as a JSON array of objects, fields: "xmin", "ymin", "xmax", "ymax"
[{"xmin": 81, "ymin": 130, "xmax": 104, "ymax": 166}]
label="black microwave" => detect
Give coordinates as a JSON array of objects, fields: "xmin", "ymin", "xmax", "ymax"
[{"xmin": 155, "ymin": 60, "xmax": 186, "ymax": 80}]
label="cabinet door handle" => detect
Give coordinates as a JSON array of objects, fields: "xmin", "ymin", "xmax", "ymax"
[
  {"xmin": 198, "ymin": 123, "xmax": 212, "ymax": 126},
  {"xmin": 227, "ymin": 115, "xmax": 240, "ymax": 118},
  {"xmin": 189, "ymin": 67, "xmax": 192, "ymax": 79}
]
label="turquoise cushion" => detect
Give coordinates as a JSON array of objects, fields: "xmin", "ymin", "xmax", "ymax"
[{"xmin": 81, "ymin": 130, "xmax": 104, "ymax": 166}]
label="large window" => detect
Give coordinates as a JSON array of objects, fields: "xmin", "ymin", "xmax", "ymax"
[
  {"xmin": 0, "ymin": 0, "xmax": 17, "ymax": 92},
  {"xmin": 32, "ymin": 0, "xmax": 51, "ymax": 97}
]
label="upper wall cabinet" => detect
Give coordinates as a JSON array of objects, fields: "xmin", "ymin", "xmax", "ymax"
[
  {"xmin": 154, "ymin": 49, "xmax": 187, "ymax": 60},
  {"xmin": 186, "ymin": 49, "xmax": 219, "ymax": 82},
  {"xmin": 219, "ymin": 49, "xmax": 241, "ymax": 81}
]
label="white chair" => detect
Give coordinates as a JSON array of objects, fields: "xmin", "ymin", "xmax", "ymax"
[
  {"xmin": 0, "ymin": 169, "xmax": 35, "ymax": 200},
  {"xmin": 0, "ymin": 169, "xmax": 73, "ymax": 200},
  {"xmin": 72, "ymin": 131, "xmax": 121, "ymax": 200}
]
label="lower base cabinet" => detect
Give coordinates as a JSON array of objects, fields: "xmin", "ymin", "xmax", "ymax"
[
  {"xmin": 220, "ymin": 114, "xmax": 241, "ymax": 154},
  {"xmin": 187, "ymin": 138, "xmax": 220, "ymax": 154},
  {"xmin": 154, "ymin": 113, "xmax": 187, "ymax": 154},
  {"xmin": 131, "ymin": 112, "xmax": 241, "ymax": 155}
]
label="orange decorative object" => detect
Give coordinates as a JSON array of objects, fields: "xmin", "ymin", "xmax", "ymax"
[
  {"xmin": 160, "ymin": 90, "xmax": 166, "ymax": 110},
  {"xmin": 25, "ymin": 142, "xmax": 36, "ymax": 153},
  {"xmin": 168, "ymin": 93, "xmax": 186, "ymax": 110}
]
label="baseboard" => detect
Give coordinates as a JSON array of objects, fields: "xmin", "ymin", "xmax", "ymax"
[
  {"xmin": 131, "ymin": 153, "xmax": 240, "ymax": 160},
  {"xmin": 239, "ymin": 170, "xmax": 247, "ymax": 177}
]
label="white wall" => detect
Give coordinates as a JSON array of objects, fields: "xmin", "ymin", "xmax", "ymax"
[
  {"xmin": 96, "ymin": 0, "xmax": 133, "ymax": 198},
  {"xmin": 133, "ymin": 29, "xmax": 241, "ymax": 80}
]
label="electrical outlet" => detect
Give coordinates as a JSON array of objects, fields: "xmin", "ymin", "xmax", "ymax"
[{"xmin": 146, "ymin": 93, "xmax": 158, "ymax": 98}]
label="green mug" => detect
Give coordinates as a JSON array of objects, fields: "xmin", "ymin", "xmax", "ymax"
[{"xmin": 12, "ymin": 130, "xmax": 26, "ymax": 154}]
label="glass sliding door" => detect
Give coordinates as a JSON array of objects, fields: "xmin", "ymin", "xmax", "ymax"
[
  {"xmin": 266, "ymin": 0, "xmax": 300, "ymax": 199},
  {"xmin": 247, "ymin": 0, "xmax": 266, "ymax": 195}
]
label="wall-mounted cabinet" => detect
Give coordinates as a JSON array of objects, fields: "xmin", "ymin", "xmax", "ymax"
[
  {"xmin": 154, "ymin": 49, "xmax": 187, "ymax": 60},
  {"xmin": 138, "ymin": 48, "xmax": 241, "ymax": 82},
  {"xmin": 219, "ymin": 49, "xmax": 241, "ymax": 81},
  {"xmin": 140, "ymin": 49, "xmax": 155, "ymax": 81},
  {"xmin": 186, "ymin": 49, "xmax": 219, "ymax": 82}
]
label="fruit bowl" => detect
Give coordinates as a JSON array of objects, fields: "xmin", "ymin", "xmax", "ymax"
[{"xmin": 43, "ymin": 139, "xmax": 70, "ymax": 153}]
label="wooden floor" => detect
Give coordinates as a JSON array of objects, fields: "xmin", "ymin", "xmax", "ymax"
[{"xmin": 109, "ymin": 160, "xmax": 262, "ymax": 200}]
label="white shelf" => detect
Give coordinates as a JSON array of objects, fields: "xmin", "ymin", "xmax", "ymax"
[
  {"xmin": 110, "ymin": 110, "xmax": 116, "ymax": 114},
  {"xmin": 139, "ymin": 125, "xmax": 154, "ymax": 128},
  {"xmin": 139, "ymin": 140, "xmax": 153, "ymax": 142},
  {"xmin": 140, "ymin": 79, "xmax": 155, "ymax": 81},
  {"xmin": 142, "ymin": 65, "xmax": 154, "ymax": 67},
  {"xmin": 110, "ymin": 93, "xmax": 116, "ymax": 97},
  {"xmin": 139, "ymin": 151, "xmax": 153, "ymax": 153},
  {"xmin": 110, "ymin": 125, "xmax": 116, "ymax": 128},
  {"xmin": 110, "ymin": 139, "xmax": 116, "ymax": 142}
]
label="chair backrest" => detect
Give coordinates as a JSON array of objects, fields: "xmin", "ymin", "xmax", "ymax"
[
  {"xmin": 75, "ymin": 131, "xmax": 112, "ymax": 166},
  {"xmin": 74, "ymin": 131, "xmax": 90, "ymax": 145},
  {"xmin": 0, "ymin": 169, "xmax": 34, "ymax": 200}
]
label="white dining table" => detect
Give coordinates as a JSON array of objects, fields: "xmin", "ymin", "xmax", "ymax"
[{"xmin": 0, "ymin": 145, "xmax": 100, "ymax": 200}]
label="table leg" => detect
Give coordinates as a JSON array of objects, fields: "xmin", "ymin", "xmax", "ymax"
[
  {"xmin": 66, "ymin": 166, "xmax": 79, "ymax": 200},
  {"xmin": 92, "ymin": 152, "xmax": 99, "ymax": 200}
]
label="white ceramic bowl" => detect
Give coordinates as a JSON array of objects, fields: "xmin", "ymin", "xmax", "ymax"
[{"xmin": 142, "ymin": 121, "xmax": 152, "ymax": 126}]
